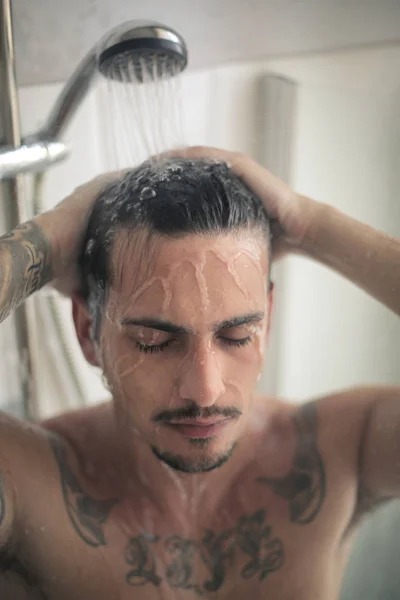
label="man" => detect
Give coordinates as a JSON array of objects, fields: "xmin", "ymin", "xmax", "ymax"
[{"xmin": 0, "ymin": 146, "xmax": 399, "ymax": 600}]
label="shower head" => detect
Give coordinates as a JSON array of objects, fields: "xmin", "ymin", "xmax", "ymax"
[
  {"xmin": 36, "ymin": 20, "xmax": 188, "ymax": 141},
  {"xmin": 97, "ymin": 20, "xmax": 188, "ymax": 82}
]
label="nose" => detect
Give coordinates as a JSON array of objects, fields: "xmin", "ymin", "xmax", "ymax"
[{"xmin": 177, "ymin": 343, "xmax": 225, "ymax": 407}]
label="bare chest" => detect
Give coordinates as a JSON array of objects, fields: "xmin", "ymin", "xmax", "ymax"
[
  {"xmin": 22, "ymin": 402, "xmax": 356, "ymax": 599},
  {"xmin": 13, "ymin": 489, "xmax": 350, "ymax": 600}
]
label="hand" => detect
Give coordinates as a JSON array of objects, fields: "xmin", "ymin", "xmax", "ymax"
[
  {"xmin": 36, "ymin": 171, "xmax": 124, "ymax": 295},
  {"xmin": 166, "ymin": 146, "xmax": 320, "ymax": 260}
]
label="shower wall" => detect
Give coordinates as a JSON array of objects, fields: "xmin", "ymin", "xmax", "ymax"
[{"xmin": 265, "ymin": 45, "xmax": 400, "ymax": 399}]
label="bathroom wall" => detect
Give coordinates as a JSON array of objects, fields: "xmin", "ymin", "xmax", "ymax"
[{"xmin": 266, "ymin": 45, "xmax": 400, "ymax": 399}]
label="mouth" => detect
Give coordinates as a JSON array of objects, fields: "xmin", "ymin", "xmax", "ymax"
[{"xmin": 163, "ymin": 418, "xmax": 231, "ymax": 438}]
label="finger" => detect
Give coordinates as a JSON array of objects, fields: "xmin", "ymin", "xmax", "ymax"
[
  {"xmin": 155, "ymin": 145, "xmax": 236, "ymax": 164},
  {"xmin": 154, "ymin": 146, "xmax": 294, "ymax": 220}
]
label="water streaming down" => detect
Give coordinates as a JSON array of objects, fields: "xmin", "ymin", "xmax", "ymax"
[{"xmin": 99, "ymin": 53, "xmax": 186, "ymax": 170}]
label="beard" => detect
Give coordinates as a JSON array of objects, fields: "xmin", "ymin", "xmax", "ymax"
[{"xmin": 151, "ymin": 440, "xmax": 237, "ymax": 473}]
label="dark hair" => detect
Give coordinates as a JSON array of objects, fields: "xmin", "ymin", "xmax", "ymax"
[{"xmin": 79, "ymin": 157, "xmax": 271, "ymax": 335}]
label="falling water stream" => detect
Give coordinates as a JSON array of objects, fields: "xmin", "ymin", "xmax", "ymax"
[{"xmin": 99, "ymin": 54, "xmax": 186, "ymax": 169}]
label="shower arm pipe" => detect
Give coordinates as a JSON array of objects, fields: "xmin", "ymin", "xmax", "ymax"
[
  {"xmin": 0, "ymin": 49, "xmax": 97, "ymax": 180},
  {"xmin": 0, "ymin": 140, "xmax": 69, "ymax": 179},
  {"xmin": 36, "ymin": 51, "xmax": 98, "ymax": 142},
  {"xmin": 0, "ymin": 0, "xmax": 39, "ymax": 419},
  {"xmin": 0, "ymin": 50, "xmax": 97, "ymax": 179}
]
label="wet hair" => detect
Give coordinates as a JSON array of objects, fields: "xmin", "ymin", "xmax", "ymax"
[{"xmin": 79, "ymin": 157, "xmax": 271, "ymax": 335}]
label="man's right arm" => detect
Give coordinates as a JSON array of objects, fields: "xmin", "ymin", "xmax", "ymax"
[
  {"xmin": 0, "ymin": 220, "xmax": 52, "ymax": 324},
  {"xmin": 0, "ymin": 219, "xmax": 54, "ymax": 554},
  {"xmin": 0, "ymin": 442, "xmax": 18, "ymax": 560},
  {"xmin": 0, "ymin": 412, "xmax": 60, "ymax": 560},
  {"xmin": 0, "ymin": 171, "xmax": 121, "ymax": 325},
  {"xmin": 0, "ymin": 173, "xmax": 121, "ymax": 557},
  {"xmin": 0, "ymin": 413, "xmax": 29, "ymax": 554},
  {"xmin": 0, "ymin": 458, "xmax": 13, "ymax": 551}
]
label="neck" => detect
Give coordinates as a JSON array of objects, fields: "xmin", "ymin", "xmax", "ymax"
[{"xmin": 109, "ymin": 404, "xmax": 258, "ymax": 520}]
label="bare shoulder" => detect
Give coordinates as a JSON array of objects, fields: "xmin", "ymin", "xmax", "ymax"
[
  {"xmin": 40, "ymin": 401, "xmax": 114, "ymax": 469},
  {"xmin": 0, "ymin": 402, "xmax": 109, "ymax": 536},
  {"xmin": 0, "ymin": 409, "xmax": 58, "ymax": 480},
  {"xmin": 286, "ymin": 388, "xmax": 374, "ymax": 471},
  {"xmin": 310, "ymin": 386, "xmax": 387, "ymax": 450},
  {"xmin": 254, "ymin": 390, "xmax": 379, "ymax": 530},
  {"xmin": 0, "ymin": 409, "xmax": 70, "ymax": 556}
]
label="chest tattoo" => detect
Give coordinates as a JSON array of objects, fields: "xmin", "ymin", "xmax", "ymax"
[{"xmin": 124, "ymin": 509, "xmax": 284, "ymax": 594}]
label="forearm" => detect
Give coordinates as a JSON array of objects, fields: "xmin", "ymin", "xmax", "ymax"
[
  {"xmin": 0, "ymin": 217, "xmax": 53, "ymax": 324},
  {"xmin": 301, "ymin": 201, "xmax": 400, "ymax": 315}
]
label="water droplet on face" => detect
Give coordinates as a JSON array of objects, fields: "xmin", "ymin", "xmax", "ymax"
[{"xmin": 140, "ymin": 186, "xmax": 157, "ymax": 200}]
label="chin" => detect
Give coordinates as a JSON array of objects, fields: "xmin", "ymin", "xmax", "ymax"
[{"xmin": 151, "ymin": 442, "xmax": 237, "ymax": 473}]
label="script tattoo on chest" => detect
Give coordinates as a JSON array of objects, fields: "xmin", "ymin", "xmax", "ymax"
[
  {"xmin": 257, "ymin": 402, "xmax": 326, "ymax": 524},
  {"xmin": 50, "ymin": 436, "xmax": 118, "ymax": 547},
  {"xmin": 124, "ymin": 509, "xmax": 284, "ymax": 594}
]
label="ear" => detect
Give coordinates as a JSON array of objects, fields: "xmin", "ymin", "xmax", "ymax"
[
  {"xmin": 266, "ymin": 281, "xmax": 274, "ymax": 340},
  {"xmin": 71, "ymin": 294, "xmax": 101, "ymax": 367}
]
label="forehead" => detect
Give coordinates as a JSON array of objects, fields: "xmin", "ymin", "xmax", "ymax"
[{"xmin": 109, "ymin": 231, "xmax": 269, "ymax": 323}]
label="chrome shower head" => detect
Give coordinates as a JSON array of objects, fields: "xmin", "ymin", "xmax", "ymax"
[
  {"xmin": 97, "ymin": 20, "xmax": 188, "ymax": 82},
  {"xmin": 37, "ymin": 20, "xmax": 188, "ymax": 141}
]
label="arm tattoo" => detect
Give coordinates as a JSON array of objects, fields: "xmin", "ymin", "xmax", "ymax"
[
  {"xmin": 124, "ymin": 509, "xmax": 284, "ymax": 594},
  {"xmin": 0, "ymin": 222, "xmax": 52, "ymax": 323},
  {"xmin": 257, "ymin": 402, "xmax": 326, "ymax": 524},
  {"xmin": 50, "ymin": 436, "xmax": 118, "ymax": 547},
  {"xmin": 0, "ymin": 474, "xmax": 5, "ymax": 527}
]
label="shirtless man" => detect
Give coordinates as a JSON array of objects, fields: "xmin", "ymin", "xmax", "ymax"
[{"xmin": 0, "ymin": 146, "xmax": 399, "ymax": 600}]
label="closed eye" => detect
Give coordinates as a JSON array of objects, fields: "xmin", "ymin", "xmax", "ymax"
[
  {"xmin": 135, "ymin": 336, "xmax": 252, "ymax": 354},
  {"xmin": 135, "ymin": 340, "xmax": 174, "ymax": 354},
  {"xmin": 220, "ymin": 336, "xmax": 252, "ymax": 348}
]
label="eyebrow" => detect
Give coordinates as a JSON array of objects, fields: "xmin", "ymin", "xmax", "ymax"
[{"xmin": 120, "ymin": 312, "xmax": 265, "ymax": 334}]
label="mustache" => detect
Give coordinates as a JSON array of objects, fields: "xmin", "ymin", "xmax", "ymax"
[{"xmin": 153, "ymin": 403, "xmax": 242, "ymax": 423}]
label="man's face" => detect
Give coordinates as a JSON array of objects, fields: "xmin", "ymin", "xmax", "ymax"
[{"xmin": 97, "ymin": 230, "xmax": 271, "ymax": 473}]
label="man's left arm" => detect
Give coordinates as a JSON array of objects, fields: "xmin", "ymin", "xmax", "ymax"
[
  {"xmin": 349, "ymin": 386, "xmax": 400, "ymax": 510},
  {"xmin": 304, "ymin": 205, "xmax": 400, "ymax": 503},
  {"xmin": 301, "ymin": 201, "xmax": 400, "ymax": 316}
]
